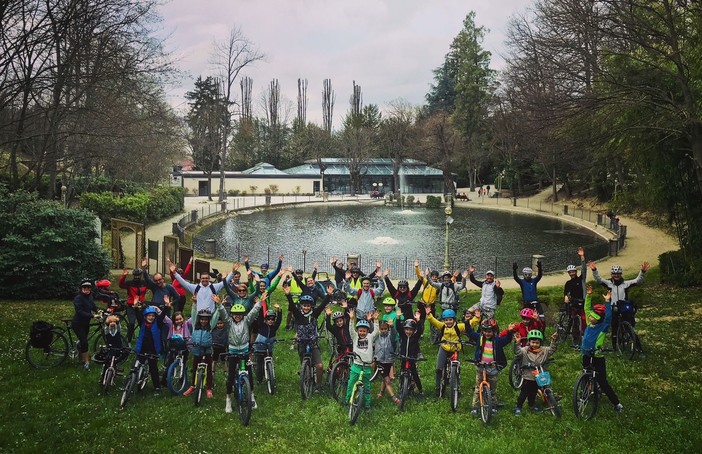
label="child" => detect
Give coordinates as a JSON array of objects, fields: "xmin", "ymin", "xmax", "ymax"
[
  {"xmin": 502, "ymin": 307, "xmax": 544, "ymax": 347},
  {"xmin": 217, "ymin": 293, "xmax": 263, "ymax": 413},
  {"xmin": 211, "ymin": 318, "xmax": 228, "ymax": 374},
  {"xmin": 98, "ymin": 315, "xmax": 129, "ymax": 383},
  {"xmin": 184, "ymin": 310, "xmax": 215, "ymax": 398},
  {"xmin": 380, "ymin": 297, "xmax": 397, "ymax": 326},
  {"xmin": 134, "ymin": 305, "xmax": 169, "ymax": 394},
  {"xmin": 581, "ymin": 286, "xmax": 623, "ymax": 412},
  {"xmin": 162, "ymin": 307, "xmax": 193, "ymax": 386},
  {"xmin": 374, "ymin": 319, "xmax": 399, "ymax": 404},
  {"xmin": 253, "ymin": 304, "xmax": 283, "ymax": 381},
  {"xmin": 425, "ymin": 307, "xmax": 468, "ymax": 397},
  {"xmin": 325, "ymin": 302, "xmax": 353, "ymax": 359},
  {"xmin": 512, "ymin": 329, "xmax": 559, "ymax": 415},
  {"xmin": 395, "ymin": 314, "xmax": 424, "ymax": 397},
  {"xmin": 346, "ymin": 309, "xmax": 380, "ymax": 410},
  {"xmin": 466, "ymin": 318, "xmax": 514, "ymax": 415}
]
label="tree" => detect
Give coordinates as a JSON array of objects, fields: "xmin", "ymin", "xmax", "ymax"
[
  {"xmin": 420, "ymin": 111, "xmax": 463, "ymax": 195},
  {"xmin": 340, "ymin": 82, "xmax": 380, "ymax": 195},
  {"xmin": 378, "ymin": 99, "xmax": 418, "ymax": 195}
]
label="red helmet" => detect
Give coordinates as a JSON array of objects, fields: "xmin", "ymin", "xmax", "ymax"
[
  {"xmin": 592, "ymin": 304, "xmax": 606, "ymax": 319},
  {"xmin": 96, "ymin": 279, "xmax": 111, "ymax": 289},
  {"xmin": 520, "ymin": 308, "xmax": 535, "ymax": 319}
]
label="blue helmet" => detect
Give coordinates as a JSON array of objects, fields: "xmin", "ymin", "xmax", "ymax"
[
  {"xmin": 143, "ymin": 306, "xmax": 158, "ymax": 315},
  {"xmin": 299, "ymin": 294, "xmax": 314, "ymax": 305},
  {"xmin": 356, "ymin": 320, "xmax": 370, "ymax": 330},
  {"xmin": 442, "ymin": 309, "xmax": 456, "ymax": 319},
  {"xmin": 260, "ymin": 263, "xmax": 269, "ymax": 270}
]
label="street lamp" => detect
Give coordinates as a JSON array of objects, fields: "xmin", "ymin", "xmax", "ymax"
[
  {"xmin": 61, "ymin": 185, "xmax": 67, "ymax": 208},
  {"xmin": 443, "ymin": 206, "xmax": 454, "ymax": 271}
]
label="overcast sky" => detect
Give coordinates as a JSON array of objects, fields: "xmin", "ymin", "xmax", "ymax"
[{"xmin": 156, "ymin": 0, "xmax": 533, "ymax": 128}]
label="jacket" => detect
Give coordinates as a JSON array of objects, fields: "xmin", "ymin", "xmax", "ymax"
[
  {"xmin": 466, "ymin": 324, "xmax": 513, "ymax": 369},
  {"xmin": 415, "ymin": 267, "xmax": 438, "ymax": 305},
  {"xmin": 395, "ymin": 317, "xmax": 421, "ymax": 358},
  {"xmin": 191, "ymin": 328, "xmax": 213, "ymax": 356},
  {"xmin": 426, "ymin": 279, "xmax": 466, "ymax": 309},
  {"xmin": 374, "ymin": 330, "xmax": 396, "ymax": 364},
  {"xmin": 468, "ymin": 274, "xmax": 504, "ymax": 310},
  {"xmin": 427, "ymin": 313, "xmax": 466, "ymax": 353},
  {"xmin": 218, "ymin": 301, "xmax": 262, "ymax": 354},
  {"xmin": 350, "ymin": 322, "xmax": 379, "ymax": 365},
  {"xmin": 513, "ymin": 339, "xmax": 558, "ymax": 381},
  {"xmin": 592, "ymin": 268, "xmax": 645, "ymax": 304},
  {"xmin": 513, "ymin": 264, "xmax": 543, "ymax": 303},
  {"xmin": 581, "ymin": 294, "xmax": 612, "ymax": 357}
]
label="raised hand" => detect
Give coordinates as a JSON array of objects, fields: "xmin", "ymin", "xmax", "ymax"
[
  {"xmin": 469, "ymin": 265, "xmax": 475, "ymax": 274},
  {"xmin": 279, "ymin": 255, "xmax": 284, "ymax": 262},
  {"xmin": 168, "ymin": 263, "xmax": 176, "ymax": 273},
  {"xmin": 462, "ymin": 270, "xmax": 468, "ymax": 279},
  {"xmin": 244, "ymin": 255, "xmax": 249, "ymax": 263},
  {"xmin": 578, "ymin": 247, "xmax": 585, "ymax": 258},
  {"xmin": 604, "ymin": 291, "xmax": 611, "ymax": 301},
  {"xmin": 375, "ymin": 260, "xmax": 381, "ymax": 269},
  {"xmin": 345, "ymin": 270, "xmax": 351, "ymax": 280},
  {"xmin": 232, "ymin": 262, "xmax": 240, "ymax": 272},
  {"xmin": 514, "ymin": 333, "xmax": 522, "ymax": 343},
  {"xmin": 163, "ymin": 295, "xmax": 171, "ymax": 307},
  {"xmin": 273, "ymin": 303, "xmax": 280, "ymax": 310},
  {"xmin": 424, "ymin": 305, "xmax": 431, "ymax": 314},
  {"xmin": 508, "ymin": 322, "xmax": 516, "ymax": 331},
  {"xmin": 212, "ymin": 294, "xmax": 221, "ymax": 304},
  {"xmin": 348, "ymin": 309, "xmax": 355, "ymax": 320},
  {"xmin": 384, "ymin": 267, "xmax": 390, "ymax": 277},
  {"xmin": 642, "ymin": 261, "xmax": 650, "ymax": 272},
  {"xmin": 283, "ymin": 286, "xmax": 290, "ymax": 296},
  {"xmin": 314, "ymin": 262, "xmax": 318, "ymax": 271},
  {"xmin": 396, "ymin": 307, "xmax": 402, "ymax": 317},
  {"xmin": 414, "ymin": 259, "xmax": 420, "ymax": 268},
  {"xmin": 123, "ymin": 268, "xmax": 129, "ymax": 276},
  {"xmin": 586, "ymin": 285, "xmax": 593, "ymax": 295},
  {"xmin": 326, "ymin": 283, "xmax": 335, "ymax": 294},
  {"xmin": 141, "ymin": 257, "xmax": 148, "ymax": 268},
  {"xmin": 341, "ymin": 300, "xmax": 348, "ymax": 309},
  {"xmin": 588, "ymin": 261, "xmax": 597, "ymax": 271},
  {"xmin": 325, "ymin": 306, "xmax": 332, "ymax": 316},
  {"xmin": 495, "ymin": 279, "xmax": 501, "ymax": 287},
  {"xmin": 550, "ymin": 332, "xmax": 558, "ymax": 342}
]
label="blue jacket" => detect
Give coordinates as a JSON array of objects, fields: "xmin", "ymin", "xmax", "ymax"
[
  {"xmin": 465, "ymin": 325, "xmax": 513, "ymax": 369},
  {"xmin": 191, "ymin": 328, "xmax": 213, "ymax": 356},
  {"xmin": 135, "ymin": 308, "xmax": 167, "ymax": 355},
  {"xmin": 581, "ymin": 296, "xmax": 612, "ymax": 357},
  {"xmin": 513, "ymin": 265, "xmax": 543, "ymax": 303}
]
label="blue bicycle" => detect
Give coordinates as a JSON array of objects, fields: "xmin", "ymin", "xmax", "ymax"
[{"xmin": 222, "ymin": 353, "xmax": 253, "ymax": 426}]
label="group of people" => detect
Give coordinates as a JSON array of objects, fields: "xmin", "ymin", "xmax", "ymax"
[{"xmin": 71, "ymin": 247, "xmax": 649, "ymax": 418}]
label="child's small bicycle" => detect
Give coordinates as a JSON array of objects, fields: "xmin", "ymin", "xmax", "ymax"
[
  {"xmin": 438, "ymin": 340, "xmax": 468, "ymax": 412},
  {"xmin": 192, "ymin": 356, "xmax": 212, "ymax": 406},
  {"xmin": 348, "ymin": 353, "xmax": 373, "ymax": 425},
  {"xmin": 119, "ymin": 353, "xmax": 159, "ymax": 409},
  {"xmin": 394, "ymin": 353, "xmax": 427, "ymax": 412},
  {"xmin": 166, "ymin": 348, "xmax": 189, "ymax": 396},
  {"xmin": 295, "ymin": 336, "xmax": 322, "ymax": 400},
  {"xmin": 253, "ymin": 340, "xmax": 282, "ymax": 395},
  {"xmin": 468, "ymin": 359, "xmax": 498, "ymax": 424},
  {"xmin": 521, "ymin": 360, "xmax": 561, "ymax": 418},
  {"xmin": 222, "ymin": 353, "xmax": 254, "ymax": 426},
  {"xmin": 509, "ymin": 356, "xmax": 524, "ymax": 390},
  {"xmin": 98, "ymin": 347, "xmax": 131, "ymax": 395},
  {"xmin": 614, "ymin": 300, "xmax": 642, "ymax": 360},
  {"xmin": 328, "ymin": 344, "xmax": 353, "ymax": 402},
  {"xmin": 573, "ymin": 349, "xmax": 611, "ymax": 420}
]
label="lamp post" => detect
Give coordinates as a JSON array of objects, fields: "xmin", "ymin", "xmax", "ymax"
[
  {"xmin": 61, "ymin": 185, "xmax": 67, "ymax": 208},
  {"xmin": 443, "ymin": 206, "xmax": 453, "ymax": 271}
]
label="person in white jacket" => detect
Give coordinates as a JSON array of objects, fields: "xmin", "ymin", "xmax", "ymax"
[{"xmin": 345, "ymin": 309, "xmax": 379, "ymax": 410}]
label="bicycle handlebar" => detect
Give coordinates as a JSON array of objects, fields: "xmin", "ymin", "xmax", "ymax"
[{"xmin": 392, "ymin": 353, "xmax": 427, "ymax": 362}]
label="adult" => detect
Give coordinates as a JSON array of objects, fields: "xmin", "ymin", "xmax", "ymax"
[
  {"xmin": 563, "ymin": 247, "xmax": 587, "ymax": 348},
  {"xmin": 119, "ymin": 267, "xmax": 149, "ymax": 343},
  {"xmin": 169, "ymin": 257, "xmax": 193, "ymax": 313},
  {"xmin": 384, "ymin": 268, "xmax": 423, "ymax": 322},
  {"xmin": 244, "ymin": 255, "xmax": 283, "ymax": 287},
  {"xmin": 170, "ymin": 261, "xmax": 232, "ymax": 327},
  {"xmin": 513, "ymin": 260, "xmax": 544, "ymax": 322},
  {"xmin": 344, "ymin": 270, "xmax": 385, "ymax": 321},
  {"xmin": 590, "ymin": 260, "xmax": 650, "ymax": 351},
  {"xmin": 467, "ymin": 267, "xmax": 504, "ymax": 320},
  {"xmin": 72, "ymin": 279, "xmax": 100, "ymax": 370},
  {"xmin": 291, "ymin": 264, "xmax": 325, "ymax": 303},
  {"xmin": 142, "ymin": 258, "xmax": 179, "ymax": 309}
]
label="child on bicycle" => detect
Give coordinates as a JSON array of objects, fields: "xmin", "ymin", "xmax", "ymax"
[
  {"xmin": 502, "ymin": 308, "xmax": 544, "ymax": 347},
  {"xmin": 346, "ymin": 309, "xmax": 380, "ymax": 410},
  {"xmin": 395, "ymin": 314, "xmax": 424, "ymax": 397},
  {"xmin": 216, "ymin": 293, "xmax": 263, "ymax": 413},
  {"xmin": 512, "ymin": 329, "xmax": 559, "ymax": 415},
  {"xmin": 98, "ymin": 315, "xmax": 128, "ymax": 383},
  {"xmin": 162, "ymin": 302, "xmax": 192, "ymax": 387},
  {"xmin": 374, "ymin": 319, "xmax": 399, "ymax": 404},
  {"xmin": 211, "ymin": 318, "xmax": 227, "ymax": 374},
  {"xmin": 581, "ymin": 286, "xmax": 623, "ymax": 412},
  {"xmin": 252, "ymin": 304, "xmax": 282, "ymax": 381},
  {"xmin": 183, "ymin": 309, "xmax": 214, "ymax": 398},
  {"xmin": 465, "ymin": 318, "xmax": 514, "ymax": 415},
  {"xmin": 134, "ymin": 305, "xmax": 169, "ymax": 394},
  {"xmin": 425, "ymin": 306, "xmax": 468, "ymax": 397}
]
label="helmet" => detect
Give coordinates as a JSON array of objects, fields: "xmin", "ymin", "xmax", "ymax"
[
  {"xmin": 264, "ymin": 310, "xmax": 277, "ymax": 320},
  {"xmin": 485, "ymin": 270, "xmax": 495, "ymax": 276},
  {"xmin": 481, "ymin": 319, "xmax": 498, "ymax": 331},
  {"xmin": 527, "ymin": 329, "xmax": 544, "ymax": 341},
  {"xmin": 132, "ymin": 268, "xmax": 143, "ymax": 277},
  {"xmin": 592, "ymin": 304, "xmax": 606, "ymax": 319},
  {"xmin": 294, "ymin": 268, "xmax": 304, "ymax": 275},
  {"xmin": 441, "ymin": 309, "xmax": 456, "ymax": 319},
  {"xmin": 299, "ymin": 294, "xmax": 314, "ymax": 305},
  {"xmin": 566, "ymin": 265, "xmax": 577, "ymax": 272},
  {"xmin": 95, "ymin": 279, "xmax": 111, "ymax": 288},
  {"xmin": 403, "ymin": 319, "xmax": 417, "ymax": 330},
  {"xmin": 441, "ymin": 271, "xmax": 452, "ymax": 279},
  {"xmin": 332, "ymin": 289, "xmax": 346, "ymax": 301},
  {"xmin": 397, "ymin": 280, "xmax": 409, "ymax": 288},
  {"xmin": 522, "ymin": 267, "xmax": 533, "ymax": 276},
  {"xmin": 230, "ymin": 304, "xmax": 246, "ymax": 314},
  {"xmin": 331, "ymin": 311, "xmax": 344, "ymax": 321},
  {"xmin": 143, "ymin": 306, "xmax": 158, "ymax": 315},
  {"xmin": 356, "ymin": 320, "xmax": 370, "ymax": 330},
  {"xmin": 430, "ymin": 270, "xmax": 440, "ymax": 278},
  {"xmin": 80, "ymin": 279, "xmax": 92, "ymax": 288},
  {"xmin": 350, "ymin": 267, "xmax": 361, "ymax": 273},
  {"xmin": 260, "ymin": 263, "xmax": 269, "ymax": 270},
  {"xmin": 361, "ymin": 276, "xmax": 371, "ymax": 283},
  {"xmin": 520, "ymin": 308, "xmax": 535, "ymax": 319},
  {"xmin": 197, "ymin": 309, "xmax": 213, "ymax": 319},
  {"xmin": 382, "ymin": 297, "xmax": 396, "ymax": 306},
  {"xmin": 611, "ymin": 265, "xmax": 623, "ymax": 274}
]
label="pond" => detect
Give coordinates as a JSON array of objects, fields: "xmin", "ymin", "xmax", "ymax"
[{"xmin": 193, "ymin": 204, "xmax": 608, "ymax": 279}]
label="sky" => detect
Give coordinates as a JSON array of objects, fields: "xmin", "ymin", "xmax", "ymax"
[{"xmin": 155, "ymin": 0, "xmax": 533, "ymax": 128}]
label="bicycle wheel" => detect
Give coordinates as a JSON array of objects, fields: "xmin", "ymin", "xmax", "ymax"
[
  {"xmin": 450, "ymin": 363, "xmax": 459, "ymax": 412},
  {"xmin": 194, "ymin": 367, "xmax": 205, "ymax": 406},
  {"xmin": 300, "ymin": 359, "xmax": 313, "ymax": 399},
  {"xmin": 92, "ymin": 333, "xmax": 130, "ymax": 360},
  {"xmin": 555, "ymin": 311, "xmax": 570, "ymax": 343},
  {"xmin": 329, "ymin": 361, "xmax": 349, "ymax": 402},
  {"xmin": 137, "ymin": 365, "xmax": 149, "ymax": 391},
  {"xmin": 617, "ymin": 322, "xmax": 637, "ymax": 360},
  {"xmin": 369, "ymin": 363, "xmax": 381, "ymax": 382},
  {"xmin": 25, "ymin": 330, "xmax": 68, "ymax": 369},
  {"xmin": 120, "ymin": 371, "xmax": 137, "ymax": 409},
  {"xmin": 573, "ymin": 372, "xmax": 599, "ymax": 420},
  {"xmin": 167, "ymin": 359, "xmax": 188, "ymax": 395},
  {"xmin": 544, "ymin": 388, "xmax": 561, "ymax": 418},
  {"xmin": 509, "ymin": 357, "xmax": 523, "ymax": 390},
  {"xmin": 265, "ymin": 360, "xmax": 276, "ymax": 395},
  {"xmin": 238, "ymin": 375, "xmax": 253, "ymax": 426},
  {"xmin": 398, "ymin": 374, "xmax": 410, "ymax": 412},
  {"xmin": 479, "ymin": 382, "xmax": 493, "ymax": 424},
  {"xmin": 438, "ymin": 365, "xmax": 449, "ymax": 398},
  {"xmin": 102, "ymin": 367, "xmax": 115, "ymax": 395},
  {"xmin": 348, "ymin": 383, "xmax": 363, "ymax": 425}
]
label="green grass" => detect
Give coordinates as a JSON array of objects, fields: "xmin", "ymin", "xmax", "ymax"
[{"xmin": 2, "ymin": 268, "xmax": 701, "ymax": 453}]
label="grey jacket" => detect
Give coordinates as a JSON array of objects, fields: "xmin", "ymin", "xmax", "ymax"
[
  {"xmin": 374, "ymin": 329, "xmax": 396, "ymax": 364},
  {"xmin": 592, "ymin": 268, "xmax": 645, "ymax": 304},
  {"xmin": 218, "ymin": 301, "xmax": 262, "ymax": 354}
]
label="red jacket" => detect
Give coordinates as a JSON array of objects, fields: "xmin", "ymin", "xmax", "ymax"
[
  {"xmin": 170, "ymin": 261, "xmax": 193, "ymax": 297},
  {"xmin": 119, "ymin": 275, "xmax": 149, "ymax": 306},
  {"xmin": 501, "ymin": 319, "xmax": 544, "ymax": 347}
]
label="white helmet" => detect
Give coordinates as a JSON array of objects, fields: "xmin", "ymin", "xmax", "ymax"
[
  {"xmin": 522, "ymin": 267, "xmax": 533, "ymax": 276},
  {"xmin": 611, "ymin": 265, "xmax": 623, "ymax": 274},
  {"xmin": 566, "ymin": 265, "xmax": 577, "ymax": 272}
]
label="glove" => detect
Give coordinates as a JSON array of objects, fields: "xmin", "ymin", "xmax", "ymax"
[
  {"xmin": 512, "ymin": 262, "xmax": 518, "ymax": 271},
  {"xmin": 537, "ymin": 260, "xmax": 543, "ymax": 269}
]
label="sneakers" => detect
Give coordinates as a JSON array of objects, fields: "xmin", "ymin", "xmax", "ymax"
[
  {"xmin": 392, "ymin": 396, "xmax": 401, "ymax": 405},
  {"xmin": 416, "ymin": 392, "xmax": 425, "ymax": 400},
  {"xmin": 83, "ymin": 362, "xmax": 90, "ymax": 371},
  {"xmin": 513, "ymin": 407, "xmax": 522, "ymax": 415},
  {"xmin": 225, "ymin": 397, "xmax": 232, "ymax": 413},
  {"xmin": 206, "ymin": 389, "xmax": 213, "ymax": 399},
  {"xmin": 183, "ymin": 386, "xmax": 195, "ymax": 396},
  {"xmin": 615, "ymin": 403, "xmax": 624, "ymax": 413},
  {"xmin": 416, "ymin": 352, "xmax": 425, "ymax": 360},
  {"xmin": 470, "ymin": 408, "xmax": 478, "ymax": 416},
  {"xmin": 251, "ymin": 396, "xmax": 258, "ymax": 410},
  {"xmin": 529, "ymin": 406, "xmax": 542, "ymax": 413},
  {"xmin": 153, "ymin": 387, "xmax": 161, "ymax": 396}
]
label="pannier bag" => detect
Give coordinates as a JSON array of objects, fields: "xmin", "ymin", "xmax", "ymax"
[{"xmin": 30, "ymin": 321, "xmax": 54, "ymax": 348}]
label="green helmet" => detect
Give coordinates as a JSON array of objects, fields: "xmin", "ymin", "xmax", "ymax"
[
  {"xmin": 230, "ymin": 304, "xmax": 246, "ymax": 314},
  {"xmin": 382, "ymin": 297, "xmax": 396, "ymax": 306},
  {"xmin": 527, "ymin": 329, "xmax": 544, "ymax": 341}
]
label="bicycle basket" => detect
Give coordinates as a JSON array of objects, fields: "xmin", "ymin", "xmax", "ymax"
[
  {"xmin": 29, "ymin": 321, "xmax": 54, "ymax": 348},
  {"xmin": 618, "ymin": 301, "xmax": 636, "ymax": 314},
  {"xmin": 535, "ymin": 370, "xmax": 551, "ymax": 387}
]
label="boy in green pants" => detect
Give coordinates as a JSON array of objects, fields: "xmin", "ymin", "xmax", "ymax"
[{"xmin": 346, "ymin": 309, "xmax": 379, "ymax": 410}]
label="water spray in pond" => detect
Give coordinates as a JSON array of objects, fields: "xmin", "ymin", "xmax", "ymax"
[{"xmin": 368, "ymin": 236, "xmax": 400, "ymax": 245}]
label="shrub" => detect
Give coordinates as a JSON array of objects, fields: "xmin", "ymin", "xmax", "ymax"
[
  {"xmin": 659, "ymin": 250, "xmax": 702, "ymax": 286},
  {"xmin": 228, "ymin": 189, "xmax": 241, "ymax": 196},
  {"xmin": 80, "ymin": 186, "xmax": 184, "ymax": 225},
  {"xmin": 425, "ymin": 195, "xmax": 442, "ymax": 208},
  {"xmin": 406, "ymin": 195, "xmax": 415, "ymax": 206},
  {"xmin": 0, "ymin": 186, "xmax": 111, "ymax": 298},
  {"xmin": 269, "ymin": 184, "xmax": 279, "ymax": 194}
]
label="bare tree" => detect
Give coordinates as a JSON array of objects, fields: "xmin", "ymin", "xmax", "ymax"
[
  {"xmin": 378, "ymin": 99, "xmax": 417, "ymax": 195},
  {"xmin": 420, "ymin": 111, "xmax": 462, "ymax": 195}
]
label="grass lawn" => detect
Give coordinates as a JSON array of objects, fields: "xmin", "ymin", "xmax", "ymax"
[{"xmin": 1, "ymin": 268, "xmax": 701, "ymax": 453}]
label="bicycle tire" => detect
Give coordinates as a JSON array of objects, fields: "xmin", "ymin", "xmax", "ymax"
[
  {"xmin": 398, "ymin": 374, "xmax": 410, "ymax": 412},
  {"xmin": 137, "ymin": 364, "xmax": 149, "ymax": 392},
  {"xmin": 349, "ymin": 383, "xmax": 363, "ymax": 425},
  {"xmin": 167, "ymin": 358, "xmax": 188, "ymax": 395},
  {"xmin": 450, "ymin": 363, "xmax": 459, "ymax": 412},
  {"xmin": 102, "ymin": 367, "xmax": 115, "ymax": 395},
  {"xmin": 254, "ymin": 353, "xmax": 265, "ymax": 384},
  {"xmin": 239, "ymin": 375, "xmax": 253, "ymax": 426},
  {"xmin": 329, "ymin": 361, "xmax": 349, "ymax": 402},
  {"xmin": 438, "ymin": 364, "xmax": 448, "ymax": 398},
  {"xmin": 300, "ymin": 359, "xmax": 313, "ymax": 399},
  {"xmin": 265, "ymin": 359, "xmax": 276, "ymax": 395},
  {"xmin": 509, "ymin": 357, "xmax": 524, "ymax": 390},
  {"xmin": 617, "ymin": 322, "xmax": 637, "ymax": 360},
  {"xmin": 573, "ymin": 372, "xmax": 599, "ymax": 420},
  {"xmin": 120, "ymin": 371, "xmax": 137, "ymax": 409},
  {"xmin": 92, "ymin": 333, "xmax": 130, "ymax": 360},
  {"xmin": 479, "ymin": 382, "xmax": 493, "ymax": 424},
  {"xmin": 25, "ymin": 330, "xmax": 68, "ymax": 369},
  {"xmin": 194, "ymin": 367, "xmax": 205, "ymax": 407},
  {"xmin": 369, "ymin": 363, "xmax": 381, "ymax": 382},
  {"xmin": 555, "ymin": 310, "xmax": 570, "ymax": 343},
  {"xmin": 544, "ymin": 388, "xmax": 561, "ymax": 418}
]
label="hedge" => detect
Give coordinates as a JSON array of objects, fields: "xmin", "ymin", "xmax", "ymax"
[{"xmin": 80, "ymin": 187, "xmax": 184, "ymax": 225}]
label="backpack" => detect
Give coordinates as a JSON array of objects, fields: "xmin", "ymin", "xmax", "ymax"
[
  {"xmin": 439, "ymin": 283, "xmax": 458, "ymax": 305},
  {"xmin": 437, "ymin": 323, "xmax": 461, "ymax": 344},
  {"xmin": 356, "ymin": 289, "xmax": 375, "ymax": 299},
  {"xmin": 29, "ymin": 321, "xmax": 54, "ymax": 348}
]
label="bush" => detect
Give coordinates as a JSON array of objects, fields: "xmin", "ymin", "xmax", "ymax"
[
  {"xmin": 425, "ymin": 195, "xmax": 442, "ymax": 208},
  {"xmin": 228, "ymin": 189, "xmax": 240, "ymax": 196},
  {"xmin": 80, "ymin": 187, "xmax": 184, "ymax": 225},
  {"xmin": 0, "ymin": 186, "xmax": 111, "ymax": 298},
  {"xmin": 659, "ymin": 250, "xmax": 702, "ymax": 286},
  {"xmin": 406, "ymin": 195, "xmax": 415, "ymax": 206}
]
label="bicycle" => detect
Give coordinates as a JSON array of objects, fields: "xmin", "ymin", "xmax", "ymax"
[
  {"xmin": 437, "ymin": 340, "xmax": 468, "ymax": 412},
  {"xmin": 468, "ymin": 359, "xmax": 498, "ymax": 424},
  {"xmin": 166, "ymin": 349, "xmax": 189, "ymax": 396},
  {"xmin": 572, "ymin": 349, "xmax": 612, "ymax": 420},
  {"xmin": 509, "ymin": 356, "xmax": 524, "ymax": 390},
  {"xmin": 119, "ymin": 353, "xmax": 160, "ymax": 409},
  {"xmin": 222, "ymin": 353, "xmax": 254, "ymax": 426},
  {"xmin": 394, "ymin": 353, "xmax": 427, "ymax": 412},
  {"xmin": 614, "ymin": 300, "xmax": 642, "ymax": 360},
  {"xmin": 295, "ymin": 336, "xmax": 322, "ymax": 400},
  {"xmin": 521, "ymin": 360, "xmax": 561, "ymax": 418},
  {"xmin": 347, "ymin": 352, "xmax": 373, "ymax": 425},
  {"xmin": 98, "ymin": 347, "xmax": 131, "ymax": 395},
  {"xmin": 328, "ymin": 344, "xmax": 353, "ymax": 402},
  {"xmin": 253, "ymin": 340, "xmax": 282, "ymax": 395},
  {"xmin": 554, "ymin": 296, "xmax": 584, "ymax": 345},
  {"xmin": 192, "ymin": 355, "xmax": 212, "ymax": 406}
]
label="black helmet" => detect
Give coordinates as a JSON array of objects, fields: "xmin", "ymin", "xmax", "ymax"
[
  {"xmin": 398, "ymin": 280, "xmax": 409, "ymax": 288},
  {"xmin": 80, "ymin": 279, "xmax": 92, "ymax": 288},
  {"xmin": 430, "ymin": 270, "xmax": 439, "ymax": 278},
  {"xmin": 350, "ymin": 267, "xmax": 361, "ymax": 274},
  {"xmin": 264, "ymin": 310, "xmax": 277, "ymax": 320},
  {"xmin": 332, "ymin": 289, "xmax": 346, "ymax": 301},
  {"xmin": 295, "ymin": 268, "xmax": 304, "ymax": 275},
  {"xmin": 132, "ymin": 268, "xmax": 143, "ymax": 277},
  {"xmin": 403, "ymin": 319, "xmax": 417, "ymax": 330}
]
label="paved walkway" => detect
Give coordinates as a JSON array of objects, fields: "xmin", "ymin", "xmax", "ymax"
[{"xmin": 138, "ymin": 190, "xmax": 677, "ymax": 290}]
